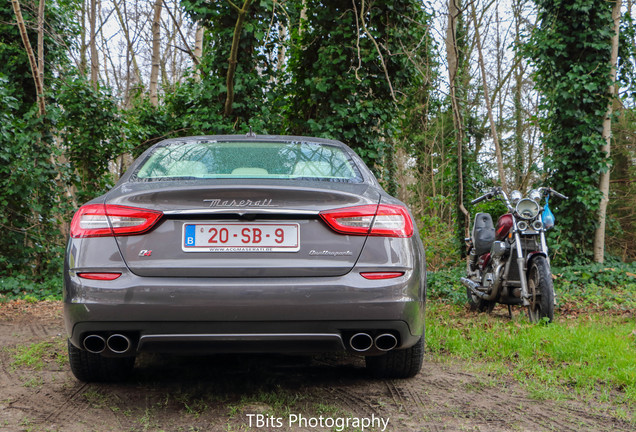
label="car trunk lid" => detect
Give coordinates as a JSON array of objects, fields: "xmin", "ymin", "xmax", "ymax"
[{"xmin": 106, "ymin": 181, "xmax": 380, "ymax": 277}]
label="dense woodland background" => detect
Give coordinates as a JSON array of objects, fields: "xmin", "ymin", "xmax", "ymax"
[{"xmin": 0, "ymin": 0, "xmax": 635, "ymax": 289}]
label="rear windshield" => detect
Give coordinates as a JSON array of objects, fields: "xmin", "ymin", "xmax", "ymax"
[{"xmin": 133, "ymin": 141, "xmax": 364, "ymax": 183}]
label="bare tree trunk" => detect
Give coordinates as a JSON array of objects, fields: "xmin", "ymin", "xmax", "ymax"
[
  {"xmin": 112, "ymin": 0, "xmax": 143, "ymax": 90},
  {"xmin": 194, "ymin": 25, "xmax": 205, "ymax": 82},
  {"xmin": 37, "ymin": 0, "xmax": 44, "ymax": 93},
  {"xmin": 79, "ymin": 0, "xmax": 87, "ymax": 75},
  {"xmin": 594, "ymin": 0, "xmax": 622, "ymax": 263},
  {"xmin": 224, "ymin": 0, "xmax": 253, "ymax": 117},
  {"xmin": 299, "ymin": 0, "xmax": 307, "ymax": 36},
  {"xmin": 513, "ymin": 0, "xmax": 524, "ymax": 190},
  {"xmin": 277, "ymin": 23, "xmax": 287, "ymax": 72},
  {"xmin": 11, "ymin": 0, "xmax": 45, "ymax": 116},
  {"xmin": 194, "ymin": 25, "xmax": 204, "ymax": 60},
  {"xmin": 470, "ymin": 0, "xmax": 507, "ymax": 193},
  {"xmin": 446, "ymin": 0, "xmax": 470, "ymax": 239},
  {"xmin": 89, "ymin": 0, "xmax": 99, "ymax": 88},
  {"xmin": 149, "ymin": 0, "xmax": 163, "ymax": 106}
]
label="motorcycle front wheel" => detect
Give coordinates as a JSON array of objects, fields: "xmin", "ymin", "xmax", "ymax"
[{"xmin": 526, "ymin": 256, "xmax": 554, "ymax": 323}]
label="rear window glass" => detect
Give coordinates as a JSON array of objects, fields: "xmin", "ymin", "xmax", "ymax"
[{"xmin": 133, "ymin": 141, "xmax": 363, "ymax": 183}]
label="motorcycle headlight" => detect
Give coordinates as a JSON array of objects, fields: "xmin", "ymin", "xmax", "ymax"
[
  {"xmin": 510, "ymin": 190, "xmax": 522, "ymax": 203},
  {"xmin": 516, "ymin": 198, "xmax": 540, "ymax": 220},
  {"xmin": 529, "ymin": 189, "xmax": 542, "ymax": 202}
]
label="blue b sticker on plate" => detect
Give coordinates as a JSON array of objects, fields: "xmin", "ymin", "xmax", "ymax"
[{"xmin": 184, "ymin": 224, "xmax": 196, "ymax": 247}]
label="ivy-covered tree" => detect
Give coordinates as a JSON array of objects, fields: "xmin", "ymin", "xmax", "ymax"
[
  {"xmin": 56, "ymin": 76, "xmax": 127, "ymax": 204},
  {"xmin": 0, "ymin": 1, "xmax": 77, "ymax": 277},
  {"xmin": 166, "ymin": 0, "xmax": 286, "ymax": 138},
  {"xmin": 283, "ymin": 0, "xmax": 434, "ymax": 187},
  {"xmin": 526, "ymin": 0, "xmax": 617, "ymax": 264}
]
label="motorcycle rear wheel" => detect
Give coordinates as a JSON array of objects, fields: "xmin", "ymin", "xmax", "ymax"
[
  {"xmin": 466, "ymin": 287, "xmax": 495, "ymax": 313},
  {"xmin": 526, "ymin": 256, "xmax": 554, "ymax": 323}
]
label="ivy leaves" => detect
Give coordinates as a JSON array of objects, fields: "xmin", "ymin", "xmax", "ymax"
[{"xmin": 527, "ymin": 0, "xmax": 616, "ymax": 263}]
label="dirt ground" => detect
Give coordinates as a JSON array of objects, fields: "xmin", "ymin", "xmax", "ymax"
[{"xmin": 0, "ymin": 301, "xmax": 632, "ymax": 432}]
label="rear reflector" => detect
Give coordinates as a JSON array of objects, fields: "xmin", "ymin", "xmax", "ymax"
[
  {"xmin": 77, "ymin": 272, "xmax": 122, "ymax": 280},
  {"xmin": 319, "ymin": 204, "xmax": 413, "ymax": 237},
  {"xmin": 70, "ymin": 204, "xmax": 163, "ymax": 238},
  {"xmin": 360, "ymin": 272, "xmax": 405, "ymax": 280}
]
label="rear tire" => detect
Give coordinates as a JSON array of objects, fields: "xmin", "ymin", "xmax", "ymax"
[
  {"xmin": 365, "ymin": 336, "xmax": 424, "ymax": 379},
  {"xmin": 466, "ymin": 287, "xmax": 495, "ymax": 313},
  {"xmin": 526, "ymin": 256, "xmax": 554, "ymax": 323},
  {"xmin": 68, "ymin": 339, "xmax": 135, "ymax": 382}
]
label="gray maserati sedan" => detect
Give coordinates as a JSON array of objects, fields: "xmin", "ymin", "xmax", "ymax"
[{"xmin": 64, "ymin": 135, "xmax": 426, "ymax": 382}]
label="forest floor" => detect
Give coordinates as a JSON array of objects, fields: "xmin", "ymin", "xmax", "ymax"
[{"xmin": 0, "ymin": 300, "xmax": 633, "ymax": 432}]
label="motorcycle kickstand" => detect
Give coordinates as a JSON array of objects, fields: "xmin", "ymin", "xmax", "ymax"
[{"xmin": 507, "ymin": 305, "xmax": 513, "ymax": 319}]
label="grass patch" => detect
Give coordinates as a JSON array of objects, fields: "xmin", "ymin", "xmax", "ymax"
[
  {"xmin": 8, "ymin": 338, "xmax": 67, "ymax": 371},
  {"xmin": 426, "ymin": 304, "xmax": 636, "ymax": 419},
  {"xmin": 10, "ymin": 341, "xmax": 53, "ymax": 370}
]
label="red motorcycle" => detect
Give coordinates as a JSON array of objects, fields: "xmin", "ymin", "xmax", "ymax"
[{"xmin": 460, "ymin": 187, "xmax": 567, "ymax": 322}]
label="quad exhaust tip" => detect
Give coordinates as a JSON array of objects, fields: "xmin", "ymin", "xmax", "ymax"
[
  {"xmin": 107, "ymin": 334, "xmax": 132, "ymax": 354},
  {"xmin": 83, "ymin": 334, "xmax": 106, "ymax": 354},
  {"xmin": 350, "ymin": 333, "xmax": 374, "ymax": 352},
  {"xmin": 374, "ymin": 333, "xmax": 398, "ymax": 351}
]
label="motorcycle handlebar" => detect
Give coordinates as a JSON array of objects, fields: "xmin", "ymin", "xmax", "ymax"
[
  {"xmin": 546, "ymin": 188, "xmax": 568, "ymax": 200},
  {"xmin": 471, "ymin": 191, "xmax": 494, "ymax": 205}
]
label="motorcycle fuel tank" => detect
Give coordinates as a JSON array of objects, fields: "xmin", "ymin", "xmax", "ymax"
[{"xmin": 495, "ymin": 213, "xmax": 513, "ymax": 240}]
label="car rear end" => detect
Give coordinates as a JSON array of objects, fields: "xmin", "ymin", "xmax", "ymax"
[{"xmin": 64, "ymin": 136, "xmax": 426, "ymax": 380}]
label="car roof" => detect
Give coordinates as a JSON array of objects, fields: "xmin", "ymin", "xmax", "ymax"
[{"xmin": 163, "ymin": 135, "xmax": 347, "ymax": 147}]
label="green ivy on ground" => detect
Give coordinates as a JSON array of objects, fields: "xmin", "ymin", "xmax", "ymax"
[{"xmin": 427, "ymin": 263, "xmax": 636, "ymax": 312}]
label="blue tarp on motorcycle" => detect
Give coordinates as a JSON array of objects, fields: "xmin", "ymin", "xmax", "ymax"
[{"xmin": 542, "ymin": 196, "xmax": 555, "ymax": 230}]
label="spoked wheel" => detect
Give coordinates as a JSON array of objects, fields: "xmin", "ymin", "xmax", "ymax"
[{"xmin": 526, "ymin": 256, "xmax": 554, "ymax": 323}]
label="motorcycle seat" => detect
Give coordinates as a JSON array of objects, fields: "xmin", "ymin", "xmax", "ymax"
[{"xmin": 473, "ymin": 212, "xmax": 495, "ymax": 256}]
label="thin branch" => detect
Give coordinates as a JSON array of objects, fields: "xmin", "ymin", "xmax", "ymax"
[
  {"xmin": 360, "ymin": 0, "xmax": 396, "ymax": 102},
  {"xmin": 11, "ymin": 0, "xmax": 45, "ymax": 116},
  {"xmin": 162, "ymin": 0, "xmax": 198, "ymax": 65}
]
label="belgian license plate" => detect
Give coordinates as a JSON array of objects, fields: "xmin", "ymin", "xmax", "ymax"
[{"xmin": 182, "ymin": 223, "xmax": 300, "ymax": 252}]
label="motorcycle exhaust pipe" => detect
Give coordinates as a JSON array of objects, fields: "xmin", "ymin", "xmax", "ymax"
[
  {"xmin": 349, "ymin": 333, "xmax": 374, "ymax": 352},
  {"xmin": 83, "ymin": 334, "xmax": 106, "ymax": 354},
  {"xmin": 374, "ymin": 333, "xmax": 398, "ymax": 351},
  {"xmin": 106, "ymin": 334, "xmax": 132, "ymax": 354},
  {"xmin": 460, "ymin": 277, "xmax": 490, "ymax": 300}
]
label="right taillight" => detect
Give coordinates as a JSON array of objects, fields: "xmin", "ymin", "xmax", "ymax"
[
  {"xmin": 319, "ymin": 204, "xmax": 413, "ymax": 238},
  {"xmin": 70, "ymin": 204, "xmax": 163, "ymax": 238}
]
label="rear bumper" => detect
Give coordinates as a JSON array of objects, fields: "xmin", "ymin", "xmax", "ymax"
[{"xmin": 64, "ymin": 270, "xmax": 425, "ymax": 355}]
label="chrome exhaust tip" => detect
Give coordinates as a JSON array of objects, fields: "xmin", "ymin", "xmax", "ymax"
[
  {"xmin": 83, "ymin": 334, "xmax": 106, "ymax": 354},
  {"xmin": 107, "ymin": 334, "xmax": 132, "ymax": 354},
  {"xmin": 349, "ymin": 333, "xmax": 374, "ymax": 352},
  {"xmin": 374, "ymin": 333, "xmax": 398, "ymax": 351}
]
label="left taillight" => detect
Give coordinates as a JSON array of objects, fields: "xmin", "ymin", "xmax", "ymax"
[
  {"xmin": 319, "ymin": 204, "xmax": 414, "ymax": 238},
  {"xmin": 77, "ymin": 272, "xmax": 122, "ymax": 280},
  {"xmin": 70, "ymin": 204, "xmax": 163, "ymax": 238}
]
